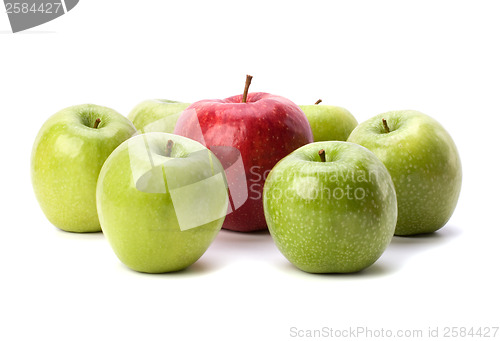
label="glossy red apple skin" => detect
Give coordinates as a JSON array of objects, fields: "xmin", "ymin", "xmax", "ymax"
[{"xmin": 174, "ymin": 92, "xmax": 313, "ymax": 232}]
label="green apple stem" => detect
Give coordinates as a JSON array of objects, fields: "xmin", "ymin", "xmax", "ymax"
[
  {"xmin": 93, "ymin": 118, "xmax": 101, "ymax": 129},
  {"xmin": 315, "ymin": 99, "xmax": 322, "ymax": 105},
  {"xmin": 382, "ymin": 118, "xmax": 390, "ymax": 133},
  {"xmin": 242, "ymin": 74, "xmax": 253, "ymax": 103},
  {"xmin": 318, "ymin": 149, "xmax": 326, "ymax": 162},
  {"xmin": 166, "ymin": 140, "xmax": 174, "ymax": 157}
]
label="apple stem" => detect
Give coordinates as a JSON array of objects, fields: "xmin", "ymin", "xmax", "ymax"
[
  {"xmin": 315, "ymin": 99, "xmax": 322, "ymax": 105},
  {"xmin": 382, "ymin": 118, "xmax": 390, "ymax": 133},
  {"xmin": 242, "ymin": 74, "xmax": 253, "ymax": 103},
  {"xmin": 166, "ymin": 140, "xmax": 174, "ymax": 157},
  {"xmin": 318, "ymin": 149, "xmax": 326, "ymax": 162},
  {"xmin": 93, "ymin": 118, "xmax": 101, "ymax": 129}
]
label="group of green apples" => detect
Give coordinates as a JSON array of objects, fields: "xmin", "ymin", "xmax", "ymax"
[{"xmin": 31, "ymin": 84, "xmax": 461, "ymax": 274}]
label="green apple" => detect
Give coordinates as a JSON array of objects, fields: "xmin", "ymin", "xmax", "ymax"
[
  {"xmin": 263, "ymin": 141, "xmax": 397, "ymax": 273},
  {"xmin": 96, "ymin": 132, "xmax": 228, "ymax": 273},
  {"xmin": 31, "ymin": 104, "xmax": 136, "ymax": 233},
  {"xmin": 348, "ymin": 110, "xmax": 462, "ymax": 236},
  {"xmin": 127, "ymin": 99, "xmax": 190, "ymax": 133},
  {"xmin": 300, "ymin": 100, "xmax": 358, "ymax": 141}
]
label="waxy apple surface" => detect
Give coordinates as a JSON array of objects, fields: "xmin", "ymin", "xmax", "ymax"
[
  {"xmin": 348, "ymin": 110, "xmax": 462, "ymax": 235},
  {"xmin": 96, "ymin": 133, "xmax": 228, "ymax": 273},
  {"xmin": 263, "ymin": 141, "xmax": 397, "ymax": 273},
  {"xmin": 31, "ymin": 104, "xmax": 136, "ymax": 232},
  {"xmin": 174, "ymin": 92, "xmax": 313, "ymax": 232}
]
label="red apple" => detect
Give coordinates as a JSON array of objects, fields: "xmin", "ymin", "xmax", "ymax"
[{"xmin": 174, "ymin": 76, "xmax": 313, "ymax": 232}]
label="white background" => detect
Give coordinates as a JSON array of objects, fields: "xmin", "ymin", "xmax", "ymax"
[{"xmin": 1, "ymin": 1, "xmax": 499, "ymax": 340}]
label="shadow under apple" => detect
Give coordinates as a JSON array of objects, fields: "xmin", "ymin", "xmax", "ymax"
[
  {"xmin": 204, "ymin": 229, "xmax": 277, "ymax": 266},
  {"xmin": 272, "ymin": 257, "xmax": 391, "ymax": 278},
  {"xmin": 53, "ymin": 226, "xmax": 105, "ymax": 240},
  {"xmin": 107, "ymin": 252, "xmax": 226, "ymax": 277},
  {"xmin": 272, "ymin": 225, "xmax": 463, "ymax": 278},
  {"xmin": 116, "ymin": 229, "xmax": 275, "ymax": 276},
  {"xmin": 378, "ymin": 224, "xmax": 463, "ymax": 273}
]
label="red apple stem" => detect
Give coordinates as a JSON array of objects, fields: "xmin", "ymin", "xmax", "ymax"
[
  {"xmin": 318, "ymin": 149, "xmax": 326, "ymax": 162},
  {"xmin": 315, "ymin": 99, "xmax": 322, "ymax": 105},
  {"xmin": 166, "ymin": 140, "xmax": 174, "ymax": 157},
  {"xmin": 242, "ymin": 74, "xmax": 253, "ymax": 103},
  {"xmin": 93, "ymin": 118, "xmax": 101, "ymax": 129},
  {"xmin": 382, "ymin": 118, "xmax": 390, "ymax": 133}
]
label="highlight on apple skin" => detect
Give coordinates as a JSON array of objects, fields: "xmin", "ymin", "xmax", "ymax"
[
  {"xmin": 348, "ymin": 110, "xmax": 462, "ymax": 236},
  {"xmin": 31, "ymin": 104, "xmax": 137, "ymax": 233}
]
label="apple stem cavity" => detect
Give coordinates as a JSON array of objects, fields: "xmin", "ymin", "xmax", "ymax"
[
  {"xmin": 382, "ymin": 118, "xmax": 390, "ymax": 133},
  {"xmin": 93, "ymin": 118, "xmax": 101, "ymax": 129},
  {"xmin": 166, "ymin": 140, "xmax": 174, "ymax": 157},
  {"xmin": 318, "ymin": 149, "xmax": 326, "ymax": 162},
  {"xmin": 242, "ymin": 74, "xmax": 253, "ymax": 103},
  {"xmin": 315, "ymin": 99, "xmax": 322, "ymax": 105}
]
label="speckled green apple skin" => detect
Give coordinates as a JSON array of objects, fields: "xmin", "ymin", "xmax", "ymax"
[
  {"xmin": 300, "ymin": 105, "xmax": 358, "ymax": 141},
  {"xmin": 96, "ymin": 133, "xmax": 227, "ymax": 273},
  {"xmin": 128, "ymin": 99, "xmax": 190, "ymax": 133},
  {"xmin": 348, "ymin": 110, "xmax": 462, "ymax": 236},
  {"xmin": 31, "ymin": 104, "xmax": 137, "ymax": 232},
  {"xmin": 263, "ymin": 142, "xmax": 397, "ymax": 273}
]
